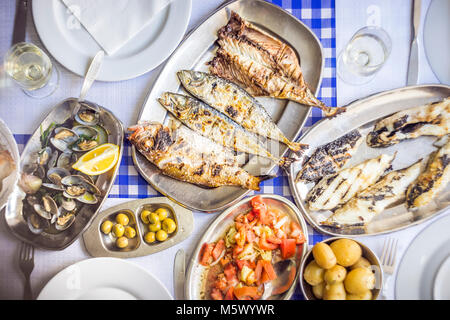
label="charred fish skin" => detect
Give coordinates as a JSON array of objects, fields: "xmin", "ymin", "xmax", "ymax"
[
  {"xmin": 367, "ymin": 97, "xmax": 450, "ymax": 148},
  {"xmin": 322, "ymin": 160, "xmax": 423, "ymax": 229},
  {"xmin": 128, "ymin": 122, "xmax": 266, "ymax": 191},
  {"xmin": 306, "ymin": 153, "xmax": 395, "ymax": 211},
  {"xmin": 296, "ymin": 130, "xmax": 363, "ymax": 183},
  {"xmin": 177, "ymin": 70, "xmax": 308, "ymax": 153},
  {"xmin": 406, "ymin": 141, "xmax": 450, "ymax": 208},
  {"xmin": 208, "ymin": 11, "xmax": 345, "ymax": 117}
]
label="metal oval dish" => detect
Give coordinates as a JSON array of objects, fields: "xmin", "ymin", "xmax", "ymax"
[
  {"xmin": 0, "ymin": 118, "xmax": 20, "ymax": 211},
  {"xmin": 4, "ymin": 98, "xmax": 124, "ymax": 250},
  {"xmin": 82, "ymin": 197, "xmax": 194, "ymax": 258},
  {"xmin": 132, "ymin": 0, "xmax": 324, "ymax": 212},
  {"xmin": 288, "ymin": 84, "xmax": 450, "ymax": 237},
  {"xmin": 299, "ymin": 237, "xmax": 383, "ymax": 300},
  {"xmin": 185, "ymin": 194, "xmax": 309, "ymax": 300}
]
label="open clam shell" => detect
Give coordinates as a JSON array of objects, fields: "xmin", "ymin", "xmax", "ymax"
[
  {"xmin": 55, "ymin": 213, "xmax": 76, "ymax": 231},
  {"xmin": 71, "ymin": 126, "xmax": 99, "ymax": 152},
  {"xmin": 75, "ymin": 108, "xmax": 100, "ymax": 126}
]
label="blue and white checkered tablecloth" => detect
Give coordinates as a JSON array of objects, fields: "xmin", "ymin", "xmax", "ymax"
[{"xmin": 11, "ymin": 0, "xmax": 336, "ymax": 300}]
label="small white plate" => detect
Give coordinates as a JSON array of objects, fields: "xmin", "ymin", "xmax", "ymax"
[
  {"xmin": 32, "ymin": 0, "xmax": 192, "ymax": 81},
  {"xmin": 395, "ymin": 212, "xmax": 450, "ymax": 300},
  {"xmin": 0, "ymin": 118, "xmax": 20, "ymax": 211},
  {"xmin": 433, "ymin": 256, "xmax": 450, "ymax": 300},
  {"xmin": 37, "ymin": 258, "xmax": 173, "ymax": 300}
]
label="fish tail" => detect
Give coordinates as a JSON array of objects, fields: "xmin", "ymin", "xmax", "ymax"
[
  {"xmin": 278, "ymin": 156, "xmax": 296, "ymax": 169},
  {"xmin": 247, "ymin": 174, "xmax": 276, "ymax": 191},
  {"xmin": 286, "ymin": 141, "xmax": 309, "ymax": 154}
]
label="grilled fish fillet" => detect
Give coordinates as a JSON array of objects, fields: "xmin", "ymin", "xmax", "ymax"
[
  {"xmin": 367, "ymin": 97, "xmax": 450, "ymax": 147},
  {"xmin": 208, "ymin": 11, "xmax": 345, "ymax": 117},
  {"xmin": 406, "ymin": 141, "xmax": 450, "ymax": 208},
  {"xmin": 322, "ymin": 161, "xmax": 423, "ymax": 229},
  {"xmin": 296, "ymin": 130, "xmax": 363, "ymax": 183},
  {"xmin": 128, "ymin": 122, "xmax": 269, "ymax": 190},
  {"xmin": 177, "ymin": 70, "xmax": 308, "ymax": 153},
  {"xmin": 307, "ymin": 153, "xmax": 395, "ymax": 211}
]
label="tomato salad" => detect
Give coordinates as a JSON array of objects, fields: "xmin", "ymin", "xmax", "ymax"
[{"xmin": 199, "ymin": 196, "xmax": 306, "ymax": 300}]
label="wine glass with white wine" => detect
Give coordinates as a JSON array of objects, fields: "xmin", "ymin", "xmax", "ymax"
[
  {"xmin": 337, "ymin": 26, "xmax": 392, "ymax": 85},
  {"xmin": 4, "ymin": 42, "xmax": 59, "ymax": 98}
]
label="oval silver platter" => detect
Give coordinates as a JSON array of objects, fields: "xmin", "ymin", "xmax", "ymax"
[
  {"xmin": 185, "ymin": 194, "xmax": 309, "ymax": 300},
  {"xmin": 82, "ymin": 197, "xmax": 194, "ymax": 258},
  {"xmin": 288, "ymin": 84, "xmax": 450, "ymax": 237},
  {"xmin": 4, "ymin": 98, "xmax": 124, "ymax": 250},
  {"xmin": 131, "ymin": 0, "xmax": 324, "ymax": 212}
]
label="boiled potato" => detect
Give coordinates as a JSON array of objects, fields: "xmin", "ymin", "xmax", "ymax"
[
  {"xmin": 116, "ymin": 236, "xmax": 128, "ymax": 249},
  {"xmin": 312, "ymin": 242, "xmax": 337, "ymax": 269},
  {"xmin": 344, "ymin": 267, "xmax": 376, "ymax": 294},
  {"xmin": 324, "ymin": 265, "xmax": 347, "ymax": 285},
  {"xmin": 347, "ymin": 290, "xmax": 373, "ymax": 300},
  {"xmin": 112, "ymin": 224, "xmax": 125, "ymax": 237},
  {"xmin": 156, "ymin": 230, "xmax": 168, "ymax": 242},
  {"xmin": 323, "ymin": 282, "xmax": 346, "ymax": 300},
  {"xmin": 312, "ymin": 282, "xmax": 325, "ymax": 299},
  {"xmin": 116, "ymin": 213, "xmax": 129, "ymax": 226},
  {"xmin": 124, "ymin": 226, "xmax": 136, "ymax": 239},
  {"xmin": 100, "ymin": 220, "xmax": 113, "ymax": 234},
  {"xmin": 140, "ymin": 210, "xmax": 151, "ymax": 224},
  {"xmin": 303, "ymin": 260, "xmax": 325, "ymax": 286},
  {"xmin": 330, "ymin": 238, "xmax": 362, "ymax": 267},
  {"xmin": 351, "ymin": 257, "xmax": 372, "ymax": 270},
  {"xmin": 144, "ymin": 231, "xmax": 156, "ymax": 244},
  {"xmin": 155, "ymin": 207, "xmax": 170, "ymax": 221}
]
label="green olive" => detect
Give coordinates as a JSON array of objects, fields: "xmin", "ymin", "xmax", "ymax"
[
  {"xmin": 112, "ymin": 224, "xmax": 125, "ymax": 237},
  {"xmin": 148, "ymin": 212, "xmax": 160, "ymax": 225},
  {"xmin": 155, "ymin": 208, "xmax": 170, "ymax": 221},
  {"xmin": 144, "ymin": 232, "xmax": 156, "ymax": 244},
  {"xmin": 116, "ymin": 213, "xmax": 129, "ymax": 226},
  {"xmin": 148, "ymin": 221, "xmax": 161, "ymax": 232},
  {"xmin": 162, "ymin": 218, "xmax": 177, "ymax": 234},
  {"xmin": 100, "ymin": 220, "xmax": 113, "ymax": 234},
  {"xmin": 156, "ymin": 230, "xmax": 168, "ymax": 242},
  {"xmin": 116, "ymin": 236, "xmax": 128, "ymax": 249},
  {"xmin": 140, "ymin": 210, "xmax": 151, "ymax": 224},
  {"xmin": 124, "ymin": 226, "xmax": 136, "ymax": 239}
]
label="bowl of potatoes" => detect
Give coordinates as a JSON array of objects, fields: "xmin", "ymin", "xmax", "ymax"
[{"xmin": 300, "ymin": 237, "xmax": 383, "ymax": 300}]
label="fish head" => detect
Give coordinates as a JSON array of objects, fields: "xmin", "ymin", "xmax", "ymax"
[
  {"xmin": 128, "ymin": 122, "xmax": 174, "ymax": 152},
  {"xmin": 158, "ymin": 93, "xmax": 190, "ymax": 119},
  {"xmin": 177, "ymin": 70, "xmax": 208, "ymax": 89}
]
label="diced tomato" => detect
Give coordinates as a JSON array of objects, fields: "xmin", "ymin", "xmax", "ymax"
[
  {"xmin": 232, "ymin": 245, "xmax": 244, "ymax": 258},
  {"xmin": 235, "ymin": 259, "xmax": 247, "ymax": 270},
  {"xmin": 246, "ymin": 260, "xmax": 256, "ymax": 269},
  {"xmin": 246, "ymin": 211, "xmax": 255, "ymax": 222},
  {"xmin": 233, "ymin": 286, "xmax": 261, "ymax": 300},
  {"xmin": 224, "ymin": 263, "xmax": 237, "ymax": 282},
  {"xmin": 246, "ymin": 229, "xmax": 256, "ymax": 243},
  {"xmin": 224, "ymin": 287, "xmax": 235, "ymax": 300},
  {"xmin": 235, "ymin": 227, "xmax": 246, "ymax": 247},
  {"xmin": 259, "ymin": 233, "xmax": 279, "ymax": 251},
  {"xmin": 235, "ymin": 213, "xmax": 246, "ymax": 224},
  {"xmin": 199, "ymin": 243, "xmax": 214, "ymax": 266},
  {"xmin": 211, "ymin": 288, "xmax": 223, "ymax": 300},
  {"xmin": 262, "ymin": 261, "xmax": 277, "ymax": 281},
  {"xmin": 260, "ymin": 270, "xmax": 271, "ymax": 284},
  {"xmin": 254, "ymin": 259, "xmax": 264, "ymax": 283},
  {"xmin": 213, "ymin": 274, "xmax": 228, "ymax": 291},
  {"xmin": 280, "ymin": 238, "xmax": 297, "ymax": 259},
  {"xmin": 267, "ymin": 235, "xmax": 282, "ymax": 245},
  {"xmin": 251, "ymin": 195, "xmax": 264, "ymax": 208},
  {"xmin": 251, "ymin": 196, "xmax": 271, "ymax": 225},
  {"xmin": 290, "ymin": 222, "xmax": 306, "ymax": 244},
  {"xmin": 220, "ymin": 257, "xmax": 230, "ymax": 267},
  {"xmin": 212, "ymin": 239, "xmax": 225, "ymax": 261}
]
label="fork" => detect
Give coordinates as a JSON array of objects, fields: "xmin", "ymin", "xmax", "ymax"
[
  {"xmin": 379, "ymin": 238, "xmax": 398, "ymax": 299},
  {"xmin": 18, "ymin": 241, "xmax": 35, "ymax": 300}
]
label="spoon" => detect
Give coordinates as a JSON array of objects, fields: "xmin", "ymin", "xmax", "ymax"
[{"xmin": 262, "ymin": 259, "xmax": 296, "ymax": 300}]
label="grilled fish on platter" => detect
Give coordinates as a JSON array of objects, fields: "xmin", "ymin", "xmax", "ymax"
[
  {"xmin": 128, "ymin": 122, "xmax": 270, "ymax": 190},
  {"xmin": 177, "ymin": 70, "xmax": 308, "ymax": 153},
  {"xmin": 406, "ymin": 141, "xmax": 450, "ymax": 208},
  {"xmin": 322, "ymin": 161, "xmax": 423, "ymax": 229},
  {"xmin": 208, "ymin": 11, "xmax": 345, "ymax": 117},
  {"xmin": 158, "ymin": 92, "xmax": 292, "ymax": 167},
  {"xmin": 295, "ymin": 130, "xmax": 363, "ymax": 183},
  {"xmin": 307, "ymin": 153, "xmax": 395, "ymax": 211},
  {"xmin": 367, "ymin": 97, "xmax": 450, "ymax": 147}
]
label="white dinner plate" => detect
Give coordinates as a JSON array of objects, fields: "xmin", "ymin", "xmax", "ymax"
[
  {"xmin": 32, "ymin": 0, "xmax": 192, "ymax": 81},
  {"xmin": 433, "ymin": 255, "xmax": 450, "ymax": 300},
  {"xmin": 423, "ymin": 0, "xmax": 450, "ymax": 84},
  {"xmin": 37, "ymin": 258, "xmax": 173, "ymax": 300},
  {"xmin": 395, "ymin": 212, "xmax": 450, "ymax": 300},
  {"xmin": 0, "ymin": 118, "xmax": 20, "ymax": 211}
]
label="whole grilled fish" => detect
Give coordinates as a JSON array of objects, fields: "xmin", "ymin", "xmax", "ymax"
[
  {"xmin": 307, "ymin": 153, "xmax": 395, "ymax": 211},
  {"xmin": 158, "ymin": 92, "xmax": 292, "ymax": 167},
  {"xmin": 296, "ymin": 130, "xmax": 363, "ymax": 183},
  {"xmin": 177, "ymin": 70, "xmax": 308, "ymax": 153},
  {"xmin": 128, "ymin": 122, "xmax": 270, "ymax": 190},
  {"xmin": 367, "ymin": 97, "xmax": 450, "ymax": 148},
  {"xmin": 322, "ymin": 160, "xmax": 423, "ymax": 229},
  {"xmin": 406, "ymin": 141, "xmax": 450, "ymax": 208},
  {"xmin": 208, "ymin": 11, "xmax": 345, "ymax": 117}
]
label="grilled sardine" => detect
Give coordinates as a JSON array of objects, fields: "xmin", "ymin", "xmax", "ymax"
[
  {"xmin": 322, "ymin": 161, "xmax": 423, "ymax": 229},
  {"xmin": 208, "ymin": 11, "xmax": 345, "ymax": 117},
  {"xmin": 367, "ymin": 97, "xmax": 450, "ymax": 147},
  {"xmin": 307, "ymin": 153, "xmax": 395, "ymax": 211},
  {"xmin": 177, "ymin": 70, "xmax": 308, "ymax": 153},
  {"xmin": 128, "ymin": 122, "xmax": 269, "ymax": 190},
  {"xmin": 406, "ymin": 141, "xmax": 450, "ymax": 208},
  {"xmin": 296, "ymin": 130, "xmax": 363, "ymax": 183}
]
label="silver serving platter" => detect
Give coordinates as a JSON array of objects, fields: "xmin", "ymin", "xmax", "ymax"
[
  {"xmin": 4, "ymin": 98, "xmax": 124, "ymax": 250},
  {"xmin": 288, "ymin": 84, "xmax": 450, "ymax": 237},
  {"xmin": 132, "ymin": 0, "xmax": 324, "ymax": 212},
  {"xmin": 185, "ymin": 194, "xmax": 309, "ymax": 300},
  {"xmin": 83, "ymin": 197, "xmax": 194, "ymax": 258}
]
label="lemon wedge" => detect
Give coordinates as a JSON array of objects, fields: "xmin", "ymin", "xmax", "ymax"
[{"xmin": 72, "ymin": 143, "xmax": 120, "ymax": 176}]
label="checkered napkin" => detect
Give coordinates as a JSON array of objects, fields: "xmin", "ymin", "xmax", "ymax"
[{"xmin": 13, "ymin": 0, "xmax": 336, "ymax": 300}]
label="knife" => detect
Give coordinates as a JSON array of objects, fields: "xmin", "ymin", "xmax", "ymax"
[
  {"xmin": 12, "ymin": 0, "xmax": 29, "ymax": 45},
  {"xmin": 174, "ymin": 249, "xmax": 186, "ymax": 300},
  {"xmin": 406, "ymin": 0, "xmax": 421, "ymax": 85}
]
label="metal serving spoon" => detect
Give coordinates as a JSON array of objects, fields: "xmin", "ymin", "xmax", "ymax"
[{"xmin": 262, "ymin": 259, "xmax": 296, "ymax": 300}]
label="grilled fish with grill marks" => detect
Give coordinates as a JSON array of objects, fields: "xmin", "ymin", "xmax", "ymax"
[
  {"xmin": 177, "ymin": 70, "xmax": 308, "ymax": 153},
  {"xmin": 307, "ymin": 153, "xmax": 395, "ymax": 211},
  {"xmin": 406, "ymin": 141, "xmax": 450, "ymax": 208},
  {"xmin": 208, "ymin": 11, "xmax": 345, "ymax": 117},
  {"xmin": 128, "ymin": 122, "xmax": 270, "ymax": 190},
  {"xmin": 296, "ymin": 130, "xmax": 363, "ymax": 183},
  {"xmin": 367, "ymin": 97, "xmax": 450, "ymax": 148}
]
